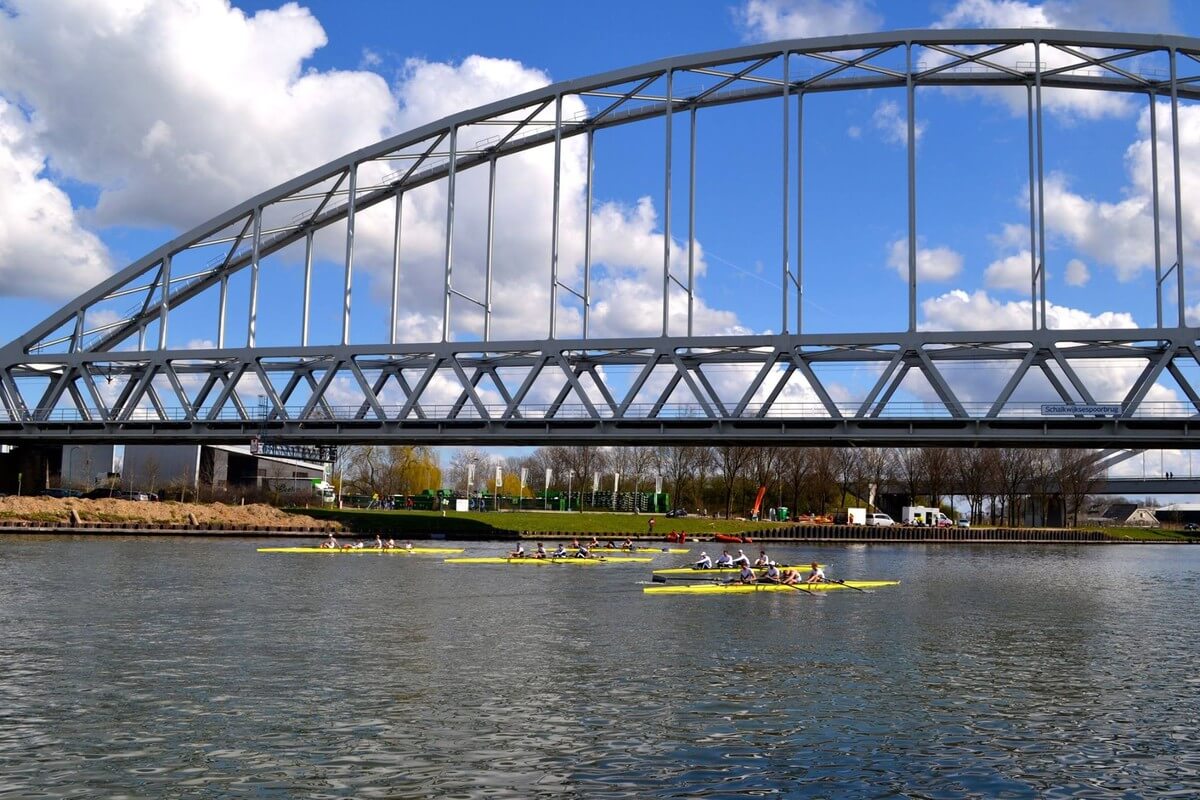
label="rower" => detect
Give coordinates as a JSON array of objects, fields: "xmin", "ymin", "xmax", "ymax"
[
  {"xmin": 320, "ymin": 533, "xmax": 337, "ymax": 549},
  {"xmin": 780, "ymin": 567, "xmax": 801, "ymax": 585},
  {"xmin": 374, "ymin": 534, "xmax": 384, "ymax": 550},
  {"xmin": 753, "ymin": 549, "xmax": 772, "ymax": 568},
  {"xmin": 404, "ymin": 541, "xmax": 414, "ymax": 552},
  {"xmin": 693, "ymin": 551, "xmax": 712, "ymax": 570},
  {"xmin": 605, "ymin": 540, "xmax": 618, "ymax": 549},
  {"xmin": 731, "ymin": 549, "xmax": 751, "ymax": 567},
  {"xmin": 621, "ymin": 537, "xmax": 635, "ymax": 551},
  {"xmin": 734, "ymin": 563, "xmax": 757, "ymax": 584},
  {"xmin": 804, "ymin": 562, "xmax": 827, "ymax": 584},
  {"xmin": 575, "ymin": 542, "xmax": 591, "ymax": 558},
  {"xmin": 509, "ymin": 542, "xmax": 527, "ymax": 558},
  {"xmin": 760, "ymin": 563, "xmax": 782, "ymax": 583},
  {"xmin": 385, "ymin": 538, "xmax": 396, "ymax": 549},
  {"xmin": 533, "ymin": 542, "xmax": 547, "ymax": 559},
  {"xmin": 552, "ymin": 543, "xmax": 568, "ymax": 558},
  {"xmin": 715, "ymin": 550, "xmax": 734, "ymax": 567},
  {"xmin": 589, "ymin": 536, "xmax": 601, "ymax": 549}
]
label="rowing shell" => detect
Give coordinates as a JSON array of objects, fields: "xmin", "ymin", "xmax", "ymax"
[
  {"xmin": 653, "ymin": 564, "xmax": 824, "ymax": 575},
  {"xmin": 257, "ymin": 546, "xmax": 465, "ymax": 555},
  {"xmin": 445, "ymin": 556, "xmax": 654, "ymax": 565},
  {"xmin": 585, "ymin": 547, "xmax": 690, "ymax": 554},
  {"xmin": 643, "ymin": 580, "xmax": 899, "ymax": 594}
]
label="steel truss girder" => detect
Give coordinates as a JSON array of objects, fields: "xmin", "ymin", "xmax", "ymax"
[{"xmin": 2, "ymin": 330, "xmax": 1200, "ymax": 446}]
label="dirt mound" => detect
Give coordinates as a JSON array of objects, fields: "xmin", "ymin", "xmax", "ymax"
[{"xmin": 0, "ymin": 496, "xmax": 340, "ymax": 529}]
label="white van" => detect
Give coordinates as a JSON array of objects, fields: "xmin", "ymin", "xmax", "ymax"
[{"xmin": 865, "ymin": 512, "xmax": 894, "ymax": 526}]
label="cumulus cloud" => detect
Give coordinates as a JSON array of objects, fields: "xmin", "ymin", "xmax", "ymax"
[
  {"xmin": 0, "ymin": 0, "xmax": 398, "ymax": 230},
  {"xmin": 0, "ymin": 99, "xmax": 110, "ymax": 299},
  {"xmin": 872, "ymin": 100, "xmax": 926, "ymax": 146},
  {"xmin": 929, "ymin": 0, "xmax": 1175, "ymax": 120},
  {"xmin": 984, "ymin": 251, "xmax": 1035, "ymax": 293},
  {"xmin": 735, "ymin": 0, "xmax": 883, "ymax": 41},
  {"xmin": 887, "ymin": 238, "xmax": 963, "ymax": 282},
  {"xmin": 921, "ymin": 288, "xmax": 1137, "ymax": 331},
  {"xmin": 1064, "ymin": 258, "xmax": 1090, "ymax": 286},
  {"xmin": 918, "ymin": 288, "xmax": 1176, "ymax": 406}
]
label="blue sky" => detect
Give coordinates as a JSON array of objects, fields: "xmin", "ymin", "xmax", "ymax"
[{"xmin": 1, "ymin": 0, "xmax": 1200, "ymax": 478}]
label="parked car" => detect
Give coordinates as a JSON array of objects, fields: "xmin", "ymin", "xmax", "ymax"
[
  {"xmin": 39, "ymin": 488, "xmax": 82, "ymax": 499},
  {"xmin": 666, "ymin": 508, "xmax": 688, "ymax": 518},
  {"xmin": 865, "ymin": 512, "xmax": 894, "ymax": 526},
  {"xmin": 1185, "ymin": 523, "xmax": 1198, "ymax": 532},
  {"xmin": 82, "ymin": 488, "xmax": 151, "ymax": 501},
  {"xmin": 956, "ymin": 518, "xmax": 971, "ymax": 528}
]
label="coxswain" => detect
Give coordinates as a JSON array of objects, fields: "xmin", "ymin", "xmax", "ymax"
[
  {"xmin": 509, "ymin": 542, "xmax": 527, "ymax": 558},
  {"xmin": 731, "ymin": 549, "xmax": 751, "ymax": 567},
  {"xmin": 760, "ymin": 563, "xmax": 782, "ymax": 583},
  {"xmin": 753, "ymin": 549, "xmax": 772, "ymax": 568},
  {"xmin": 693, "ymin": 551, "xmax": 712, "ymax": 569},
  {"xmin": 734, "ymin": 563, "xmax": 758, "ymax": 584},
  {"xmin": 715, "ymin": 550, "xmax": 734, "ymax": 567},
  {"xmin": 375, "ymin": 534, "xmax": 384, "ymax": 550},
  {"xmin": 533, "ymin": 542, "xmax": 547, "ymax": 559},
  {"xmin": 552, "ymin": 542, "xmax": 568, "ymax": 558},
  {"xmin": 320, "ymin": 533, "xmax": 337, "ymax": 549},
  {"xmin": 804, "ymin": 562, "xmax": 827, "ymax": 584}
]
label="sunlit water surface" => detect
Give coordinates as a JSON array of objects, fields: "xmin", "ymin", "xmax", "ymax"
[{"xmin": 1, "ymin": 538, "xmax": 1198, "ymax": 798}]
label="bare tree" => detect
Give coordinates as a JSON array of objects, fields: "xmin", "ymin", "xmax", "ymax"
[
  {"xmin": 918, "ymin": 447, "xmax": 952, "ymax": 509},
  {"xmin": 955, "ymin": 449, "xmax": 990, "ymax": 524},
  {"xmin": 716, "ymin": 445, "xmax": 756, "ymax": 518},
  {"xmin": 1056, "ymin": 449, "xmax": 1102, "ymax": 527},
  {"xmin": 658, "ymin": 446, "xmax": 700, "ymax": 511},
  {"xmin": 780, "ymin": 448, "xmax": 812, "ymax": 516},
  {"xmin": 858, "ymin": 448, "xmax": 894, "ymax": 511}
]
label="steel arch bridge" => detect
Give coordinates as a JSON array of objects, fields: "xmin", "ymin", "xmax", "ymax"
[{"xmin": 4, "ymin": 28, "xmax": 1200, "ymax": 448}]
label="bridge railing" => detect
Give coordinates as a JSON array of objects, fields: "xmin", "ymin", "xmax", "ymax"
[{"xmin": 9, "ymin": 401, "xmax": 1200, "ymax": 424}]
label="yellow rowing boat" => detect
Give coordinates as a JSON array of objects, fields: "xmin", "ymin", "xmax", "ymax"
[
  {"xmin": 257, "ymin": 546, "xmax": 464, "ymax": 555},
  {"xmin": 445, "ymin": 556, "xmax": 654, "ymax": 565}
]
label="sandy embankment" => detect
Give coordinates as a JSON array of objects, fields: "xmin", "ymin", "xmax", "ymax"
[{"xmin": 0, "ymin": 496, "xmax": 341, "ymax": 529}]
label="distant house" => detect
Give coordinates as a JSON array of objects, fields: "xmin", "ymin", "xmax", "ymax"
[
  {"xmin": 1092, "ymin": 502, "xmax": 1159, "ymax": 527},
  {"xmin": 1154, "ymin": 504, "xmax": 1200, "ymax": 526}
]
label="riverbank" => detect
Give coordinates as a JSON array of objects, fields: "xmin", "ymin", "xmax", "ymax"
[{"xmin": 0, "ymin": 496, "xmax": 340, "ymax": 531}]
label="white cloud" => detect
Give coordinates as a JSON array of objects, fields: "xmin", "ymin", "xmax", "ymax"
[
  {"xmin": 0, "ymin": 0, "xmax": 398, "ymax": 230},
  {"xmin": 918, "ymin": 288, "xmax": 1175, "ymax": 406},
  {"xmin": 921, "ymin": 289, "xmax": 1137, "ymax": 331},
  {"xmin": 887, "ymin": 238, "xmax": 963, "ymax": 282},
  {"xmin": 929, "ymin": 0, "xmax": 1168, "ymax": 120},
  {"xmin": 735, "ymin": 0, "xmax": 882, "ymax": 41},
  {"xmin": 872, "ymin": 100, "xmax": 925, "ymax": 146},
  {"xmin": 1064, "ymin": 258, "xmax": 1090, "ymax": 287},
  {"xmin": 984, "ymin": 251, "xmax": 1035, "ymax": 293},
  {"xmin": 0, "ymin": 99, "xmax": 110, "ymax": 299}
]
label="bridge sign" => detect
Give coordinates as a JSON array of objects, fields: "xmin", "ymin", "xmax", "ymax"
[{"xmin": 1040, "ymin": 403, "xmax": 1122, "ymax": 416}]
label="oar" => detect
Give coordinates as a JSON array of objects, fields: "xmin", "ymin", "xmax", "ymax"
[
  {"xmin": 824, "ymin": 578, "xmax": 867, "ymax": 593},
  {"xmin": 651, "ymin": 574, "xmax": 720, "ymax": 583}
]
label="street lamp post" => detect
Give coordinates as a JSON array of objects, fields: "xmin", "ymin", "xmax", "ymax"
[{"xmin": 567, "ymin": 471, "xmax": 574, "ymax": 512}]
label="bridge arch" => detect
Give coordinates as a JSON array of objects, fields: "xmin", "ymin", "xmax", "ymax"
[{"xmin": 2, "ymin": 29, "xmax": 1200, "ymax": 447}]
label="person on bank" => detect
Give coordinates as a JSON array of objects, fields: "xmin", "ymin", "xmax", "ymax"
[
  {"xmin": 734, "ymin": 563, "xmax": 758, "ymax": 584},
  {"xmin": 693, "ymin": 551, "xmax": 712, "ymax": 569},
  {"xmin": 715, "ymin": 550, "xmax": 734, "ymax": 568},
  {"xmin": 805, "ymin": 562, "xmax": 827, "ymax": 584},
  {"xmin": 732, "ymin": 549, "xmax": 751, "ymax": 568}
]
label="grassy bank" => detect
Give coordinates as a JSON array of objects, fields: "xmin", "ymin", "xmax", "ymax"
[
  {"xmin": 288, "ymin": 508, "xmax": 784, "ymax": 537},
  {"xmin": 1098, "ymin": 526, "xmax": 1195, "ymax": 542}
]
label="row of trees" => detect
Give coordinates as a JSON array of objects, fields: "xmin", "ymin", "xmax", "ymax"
[{"xmin": 434, "ymin": 445, "xmax": 1104, "ymax": 526}]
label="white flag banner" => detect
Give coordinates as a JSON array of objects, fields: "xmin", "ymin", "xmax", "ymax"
[
  {"xmin": 654, "ymin": 475, "xmax": 663, "ymax": 494},
  {"xmin": 467, "ymin": 462, "xmax": 476, "ymax": 492},
  {"xmin": 592, "ymin": 471, "xmax": 600, "ymax": 492},
  {"xmin": 495, "ymin": 465, "xmax": 503, "ymax": 486},
  {"xmin": 544, "ymin": 468, "xmax": 553, "ymax": 490},
  {"xmin": 520, "ymin": 467, "xmax": 528, "ymax": 494},
  {"xmin": 868, "ymin": 482, "xmax": 877, "ymax": 508},
  {"xmin": 613, "ymin": 472, "xmax": 620, "ymax": 493}
]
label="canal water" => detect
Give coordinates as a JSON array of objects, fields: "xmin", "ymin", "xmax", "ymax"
[{"xmin": 1, "ymin": 538, "xmax": 1197, "ymax": 798}]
